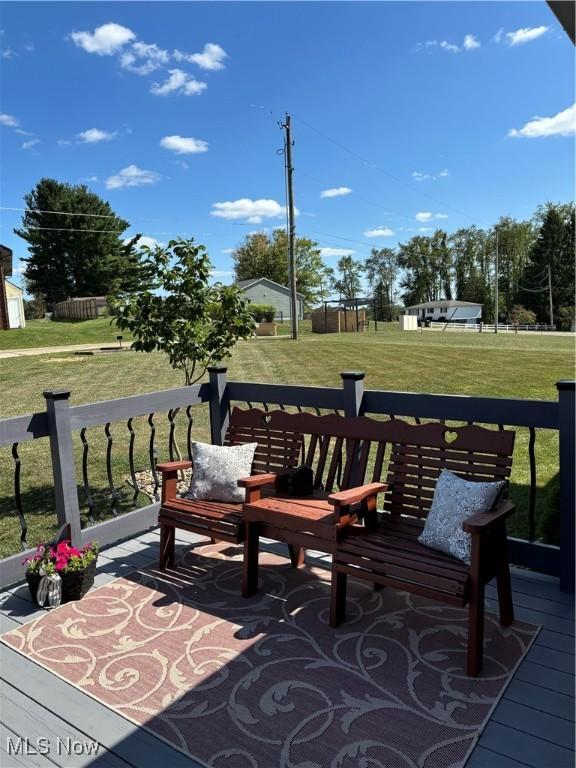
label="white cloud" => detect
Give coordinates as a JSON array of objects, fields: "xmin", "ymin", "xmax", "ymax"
[
  {"xmin": 211, "ymin": 198, "xmax": 293, "ymax": 223},
  {"xmin": 415, "ymin": 212, "xmax": 432, "ymax": 222},
  {"xmin": 505, "ymin": 26, "xmax": 548, "ymax": 46},
  {"xmin": 439, "ymin": 40, "xmax": 460, "ymax": 53},
  {"xmin": 418, "ymin": 227, "xmax": 434, "ymax": 232},
  {"xmin": 221, "ymin": 248, "xmax": 235, "ymax": 254},
  {"xmin": 81, "ymin": 176, "xmax": 99, "ymax": 182},
  {"xmin": 150, "ymin": 68, "xmax": 207, "ymax": 96},
  {"xmin": 105, "ymin": 164, "xmax": 160, "ymax": 190},
  {"xmin": 22, "ymin": 138, "xmax": 39, "ymax": 149},
  {"xmin": 71, "ymin": 22, "xmax": 135, "ymax": 55},
  {"xmin": 439, "ymin": 168, "xmax": 450, "ymax": 177},
  {"xmin": 364, "ymin": 227, "xmax": 395, "ymax": 237},
  {"xmin": 493, "ymin": 28, "xmax": 504, "ymax": 44},
  {"xmin": 13, "ymin": 261, "xmax": 26, "ymax": 275},
  {"xmin": 436, "ymin": 213, "xmax": 448, "ymax": 219},
  {"xmin": 320, "ymin": 186, "xmax": 352, "ymax": 198},
  {"xmin": 77, "ymin": 128, "xmax": 117, "ymax": 143},
  {"xmin": 320, "ymin": 247, "xmax": 355, "ymax": 257},
  {"xmin": 412, "ymin": 171, "xmax": 431, "ymax": 182},
  {"xmin": 120, "ymin": 41, "xmax": 169, "ymax": 75},
  {"xmin": 174, "ymin": 43, "xmax": 228, "ymax": 71},
  {"xmin": 1, "ymin": 48, "xmax": 15, "ymax": 59},
  {"xmin": 210, "ymin": 269, "xmax": 234, "ymax": 278},
  {"xmin": 463, "ymin": 34, "xmax": 480, "ymax": 50},
  {"xmin": 0, "ymin": 112, "xmax": 19, "ymax": 127},
  {"xmin": 160, "ymin": 135, "xmax": 209, "ymax": 154},
  {"xmin": 57, "ymin": 139, "xmax": 72, "ymax": 146},
  {"xmin": 508, "ymin": 103, "xmax": 576, "ymax": 138}
]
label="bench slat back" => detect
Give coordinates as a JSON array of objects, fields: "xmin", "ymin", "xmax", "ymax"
[
  {"xmin": 225, "ymin": 410, "xmax": 302, "ymax": 474},
  {"xmin": 227, "ymin": 409, "xmax": 516, "ymax": 513}
]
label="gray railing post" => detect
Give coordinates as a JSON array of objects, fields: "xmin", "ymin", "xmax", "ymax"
[
  {"xmin": 341, "ymin": 372, "xmax": 366, "ymax": 486},
  {"xmin": 43, "ymin": 390, "xmax": 82, "ymax": 547},
  {"xmin": 340, "ymin": 371, "xmax": 366, "ymax": 416},
  {"xmin": 208, "ymin": 366, "xmax": 230, "ymax": 446},
  {"xmin": 557, "ymin": 381, "xmax": 575, "ymax": 592}
]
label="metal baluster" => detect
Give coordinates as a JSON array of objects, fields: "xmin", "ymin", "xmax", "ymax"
[
  {"xmin": 148, "ymin": 413, "xmax": 160, "ymax": 501},
  {"xmin": 528, "ymin": 427, "xmax": 537, "ymax": 542},
  {"xmin": 126, "ymin": 418, "xmax": 141, "ymax": 507},
  {"xmin": 168, "ymin": 408, "xmax": 182, "ymax": 461},
  {"xmin": 80, "ymin": 428, "xmax": 97, "ymax": 524},
  {"xmin": 185, "ymin": 405, "xmax": 194, "ymax": 460},
  {"xmin": 104, "ymin": 423, "xmax": 119, "ymax": 516},
  {"xmin": 11, "ymin": 443, "xmax": 27, "ymax": 549},
  {"xmin": 262, "ymin": 402, "xmax": 269, "ymax": 412}
]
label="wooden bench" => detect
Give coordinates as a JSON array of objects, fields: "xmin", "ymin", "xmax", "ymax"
[
  {"xmin": 157, "ymin": 408, "xmax": 303, "ymax": 569},
  {"xmin": 329, "ymin": 419, "xmax": 516, "ymax": 677}
]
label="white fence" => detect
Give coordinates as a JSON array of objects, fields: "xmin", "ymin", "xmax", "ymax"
[{"xmin": 428, "ymin": 322, "xmax": 556, "ymax": 333}]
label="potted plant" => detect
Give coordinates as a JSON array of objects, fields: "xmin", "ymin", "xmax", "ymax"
[
  {"xmin": 254, "ymin": 304, "xmax": 277, "ymax": 336},
  {"xmin": 24, "ymin": 539, "xmax": 99, "ymax": 607}
]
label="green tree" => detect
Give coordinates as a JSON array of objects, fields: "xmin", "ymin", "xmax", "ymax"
[
  {"xmin": 492, "ymin": 216, "xmax": 535, "ymax": 318},
  {"xmin": 364, "ymin": 247, "xmax": 398, "ymax": 320},
  {"xmin": 449, "ymin": 226, "xmax": 493, "ymax": 320},
  {"xmin": 519, "ymin": 203, "xmax": 575, "ymax": 324},
  {"xmin": 398, "ymin": 231, "xmax": 450, "ymax": 305},
  {"xmin": 332, "ymin": 255, "xmax": 364, "ymax": 302},
  {"xmin": 15, "ymin": 178, "xmax": 147, "ymax": 306},
  {"xmin": 232, "ymin": 229, "xmax": 325, "ymax": 307},
  {"xmin": 113, "ymin": 239, "xmax": 255, "ymax": 385}
]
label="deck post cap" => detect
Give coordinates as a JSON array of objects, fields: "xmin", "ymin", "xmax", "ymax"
[
  {"xmin": 556, "ymin": 381, "xmax": 576, "ymax": 391},
  {"xmin": 42, "ymin": 389, "xmax": 71, "ymax": 400},
  {"xmin": 340, "ymin": 371, "xmax": 366, "ymax": 381}
]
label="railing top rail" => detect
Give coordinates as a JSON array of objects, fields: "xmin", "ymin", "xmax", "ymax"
[
  {"xmin": 362, "ymin": 389, "xmax": 559, "ymax": 430},
  {"xmin": 69, "ymin": 382, "xmax": 210, "ymax": 430},
  {"xmin": 0, "ymin": 412, "xmax": 50, "ymax": 447},
  {"xmin": 228, "ymin": 381, "xmax": 344, "ymax": 410}
]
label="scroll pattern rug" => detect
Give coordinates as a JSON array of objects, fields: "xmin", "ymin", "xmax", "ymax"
[{"xmin": 1, "ymin": 544, "xmax": 538, "ymax": 768}]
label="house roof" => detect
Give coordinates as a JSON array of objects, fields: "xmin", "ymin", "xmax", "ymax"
[
  {"xmin": 0, "ymin": 244, "xmax": 13, "ymax": 277},
  {"xmin": 404, "ymin": 299, "xmax": 483, "ymax": 310},
  {"xmin": 4, "ymin": 279, "xmax": 23, "ymax": 293},
  {"xmin": 236, "ymin": 277, "xmax": 304, "ymax": 298}
]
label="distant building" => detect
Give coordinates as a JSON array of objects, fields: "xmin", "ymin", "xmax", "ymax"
[
  {"xmin": 403, "ymin": 300, "xmax": 483, "ymax": 323},
  {"xmin": 236, "ymin": 278, "xmax": 304, "ymax": 321},
  {"xmin": 0, "ymin": 244, "xmax": 25, "ymax": 330}
]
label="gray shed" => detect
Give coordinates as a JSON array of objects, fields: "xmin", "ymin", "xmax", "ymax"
[{"xmin": 236, "ymin": 278, "xmax": 304, "ymax": 321}]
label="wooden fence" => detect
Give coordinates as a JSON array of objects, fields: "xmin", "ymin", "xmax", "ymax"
[
  {"xmin": 0, "ymin": 369, "xmax": 574, "ymax": 591},
  {"xmin": 53, "ymin": 298, "xmax": 106, "ymax": 320}
]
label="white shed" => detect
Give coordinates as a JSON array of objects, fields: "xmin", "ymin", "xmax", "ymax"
[{"xmin": 5, "ymin": 279, "xmax": 26, "ymax": 329}]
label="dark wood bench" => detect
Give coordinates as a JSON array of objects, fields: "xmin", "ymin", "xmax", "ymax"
[
  {"xmin": 328, "ymin": 419, "xmax": 516, "ymax": 677},
  {"xmin": 157, "ymin": 408, "xmax": 303, "ymax": 569}
]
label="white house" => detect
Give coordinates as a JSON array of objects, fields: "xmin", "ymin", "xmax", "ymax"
[
  {"xmin": 236, "ymin": 278, "xmax": 305, "ymax": 321},
  {"xmin": 5, "ymin": 279, "xmax": 26, "ymax": 328},
  {"xmin": 403, "ymin": 300, "xmax": 482, "ymax": 324}
]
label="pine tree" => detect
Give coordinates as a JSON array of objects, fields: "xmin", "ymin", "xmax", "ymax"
[{"xmin": 15, "ymin": 178, "xmax": 148, "ymax": 306}]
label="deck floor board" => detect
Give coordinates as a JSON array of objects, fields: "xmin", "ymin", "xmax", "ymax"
[{"xmin": 0, "ymin": 531, "xmax": 573, "ymax": 768}]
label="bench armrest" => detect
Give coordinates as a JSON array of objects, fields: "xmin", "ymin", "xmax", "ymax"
[
  {"xmin": 237, "ymin": 473, "xmax": 284, "ymax": 489},
  {"xmin": 328, "ymin": 482, "xmax": 388, "ymax": 509},
  {"xmin": 156, "ymin": 460, "xmax": 193, "ymax": 474},
  {"xmin": 462, "ymin": 499, "xmax": 516, "ymax": 534}
]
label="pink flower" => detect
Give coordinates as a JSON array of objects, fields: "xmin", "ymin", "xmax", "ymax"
[{"xmin": 55, "ymin": 557, "xmax": 67, "ymax": 571}]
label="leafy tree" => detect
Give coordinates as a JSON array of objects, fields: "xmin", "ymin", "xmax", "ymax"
[
  {"xmin": 332, "ymin": 255, "xmax": 364, "ymax": 302},
  {"xmin": 113, "ymin": 239, "xmax": 255, "ymax": 385},
  {"xmin": 23, "ymin": 295, "xmax": 46, "ymax": 320},
  {"xmin": 449, "ymin": 226, "xmax": 493, "ymax": 320},
  {"xmin": 492, "ymin": 216, "xmax": 535, "ymax": 318},
  {"xmin": 519, "ymin": 203, "xmax": 575, "ymax": 323},
  {"xmin": 15, "ymin": 178, "xmax": 147, "ymax": 307},
  {"xmin": 509, "ymin": 305, "xmax": 537, "ymax": 325},
  {"xmin": 364, "ymin": 247, "xmax": 398, "ymax": 320},
  {"xmin": 398, "ymin": 232, "xmax": 449, "ymax": 305},
  {"xmin": 232, "ymin": 229, "xmax": 325, "ymax": 307}
]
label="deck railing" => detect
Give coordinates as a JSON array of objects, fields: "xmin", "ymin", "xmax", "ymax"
[{"xmin": 0, "ymin": 368, "xmax": 574, "ymax": 591}]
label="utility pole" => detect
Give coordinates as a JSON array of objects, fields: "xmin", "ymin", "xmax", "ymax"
[
  {"xmin": 548, "ymin": 264, "xmax": 554, "ymax": 328},
  {"xmin": 494, "ymin": 228, "xmax": 499, "ymax": 334},
  {"xmin": 282, "ymin": 113, "xmax": 298, "ymax": 340}
]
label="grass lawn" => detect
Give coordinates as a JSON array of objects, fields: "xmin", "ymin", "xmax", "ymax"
[
  {"xmin": 0, "ymin": 317, "xmax": 132, "ymax": 350},
  {"xmin": 0, "ymin": 324, "xmax": 573, "ymax": 558}
]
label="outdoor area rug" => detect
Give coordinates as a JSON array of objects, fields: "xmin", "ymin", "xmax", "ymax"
[{"xmin": 1, "ymin": 544, "xmax": 539, "ymax": 768}]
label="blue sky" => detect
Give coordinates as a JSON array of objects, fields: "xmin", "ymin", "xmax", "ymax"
[{"xmin": 1, "ymin": 1, "xmax": 574, "ymax": 293}]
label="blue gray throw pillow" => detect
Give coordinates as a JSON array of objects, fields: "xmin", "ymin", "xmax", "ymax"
[
  {"xmin": 418, "ymin": 469, "xmax": 505, "ymax": 564},
  {"xmin": 184, "ymin": 441, "xmax": 258, "ymax": 503}
]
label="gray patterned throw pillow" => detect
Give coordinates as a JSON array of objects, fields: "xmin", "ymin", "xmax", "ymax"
[
  {"xmin": 418, "ymin": 469, "xmax": 505, "ymax": 564},
  {"xmin": 184, "ymin": 441, "xmax": 258, "ymax": 503}
]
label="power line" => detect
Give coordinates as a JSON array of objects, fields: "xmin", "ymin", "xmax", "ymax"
[
  {"xmin": 292, "ymin": 114, "xmax": 475, "ymax": 222},
  {"xmin": 1, "ymin": 206, "xmax": 119, "ymax": 219}
]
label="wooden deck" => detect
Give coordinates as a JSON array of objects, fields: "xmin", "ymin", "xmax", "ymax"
[{"xmin": 0, "ymin": 529, "xmax": 573, "ymax": 768}]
